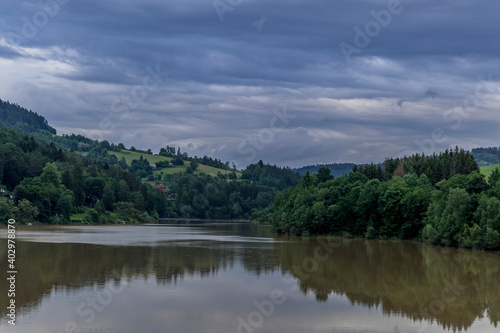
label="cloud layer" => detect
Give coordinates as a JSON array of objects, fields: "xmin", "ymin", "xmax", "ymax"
[{"xmin": 1, "ymin": 0, "xmax": 499, "ymax": 167}]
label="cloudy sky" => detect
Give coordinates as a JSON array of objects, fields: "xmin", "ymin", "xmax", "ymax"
[{"xmin": 0, "ymin": 0, "xmax": 499, "ymax": 168}]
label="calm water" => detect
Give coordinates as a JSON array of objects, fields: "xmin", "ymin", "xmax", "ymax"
[{"xmin": 1, "ymin": 222, "xmax": 500, "ymax": 333}]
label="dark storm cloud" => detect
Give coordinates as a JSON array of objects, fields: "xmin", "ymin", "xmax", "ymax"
[{"xmin": 0, "ymin": 0, "xmax": 499, "ymax": 167}]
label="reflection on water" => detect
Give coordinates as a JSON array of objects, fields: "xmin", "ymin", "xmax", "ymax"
[{"xmin": 0, "ymin": 222, "xmax": 499, "ymax": 333}]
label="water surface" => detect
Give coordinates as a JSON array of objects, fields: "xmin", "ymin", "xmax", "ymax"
[{"xmin": 1, "ymin": 222, "xmax": 499, "ymax": 333}]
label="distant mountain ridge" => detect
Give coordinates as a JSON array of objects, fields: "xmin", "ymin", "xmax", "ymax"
[
  {"xmin": 0, "ymin": 99, "xmax": 56, "ymax": 134},
  {"xmin": 471, "ymin": 147, "xmax": 500, "ymax": 167},
  {"xmin": 293, "ymin": 163, "xmax": 356, "ymax": 178}
]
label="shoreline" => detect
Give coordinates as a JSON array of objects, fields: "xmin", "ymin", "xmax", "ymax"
[{"xmin": 158, "ymin": 218, "xmax": 250, "ymax": 223}]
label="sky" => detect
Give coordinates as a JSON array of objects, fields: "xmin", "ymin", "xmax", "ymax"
[{"xmin": 0, "ymin": 0, "xmax": 499, "ymax": 168}]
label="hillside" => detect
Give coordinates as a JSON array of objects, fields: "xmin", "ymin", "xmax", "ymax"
[
  {"xmin": 0, "ymin": 99, "xmax": 302, "ymax": 224},
  {"xmin": 0, "ymin": 99, "xmax": 56, "ymax": 134},
  {"xmin": 480, "ymin": 164, "xmax": 499, "ymax": 176},
  {"xmin": 108, "ymin": 149, "xmax": 239, "ymax": 178},
  {"xmin": 471, "ymin": 147, "xmax": 500, "ymax": 167},
  {"xmin": 293, "ymin": 163, "xmax": 356, "ymax": 178},
  {"xmin": 0, "ymin": 100, "xmax": 237, "ymax": 180}
]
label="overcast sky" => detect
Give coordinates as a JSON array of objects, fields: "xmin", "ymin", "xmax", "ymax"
[{"xmin": 0, "ymin": 0, "xmax": 499, "ymax": 168}]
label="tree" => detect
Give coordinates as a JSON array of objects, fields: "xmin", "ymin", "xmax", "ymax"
[
  {"xmin": 489, "ymin": 167, "xmax": 500, "ymax": 186},
  {"xmin": 380, "ymin": 178, "xmax": 409, "ymax": 238},
  {"xmin": 393, "ymin": 160, "xmax": 406, "ymax": 178},
  {"xmin": 72, "ymin": 166, "xmax": 85, "ymax": 206},
  {"xmin": 40, "ymin": 162, "xmax": 61, "ymax": 187},
  {"xmin": 317, "ymin": 167, "xmax": 333, "ymax": 183},
  {"xmin": 172, "ymin": 155, "xmax": 184, "ymax": 165},
  {"xmin": 0, "ymin": 197, "xmax": 17, "ymax": 222},
  {"xmin": 55, "ymin": 194, "xmax": 73, "ymax": 222},
  {"xmin": 190, "ymin": 159, "xmax": 199, "ymax": 171},
  {"xmin": 17, "ymin": 199, "xmax": 39, "ymax": 223},
  {"xmin": 116, "ymin": 180, "xmax": 130, "ymax": 202},
  {"xmin": 102, "ymin": 182, "xmax": 115, "ymax": 211},
  {"xmin": 0, "ymin": 142, "xmax": 27, "ymax": 190}
]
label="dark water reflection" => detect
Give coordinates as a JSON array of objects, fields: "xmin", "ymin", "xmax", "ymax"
[{"xmin": 0, "ymin": 223, "xmax": 499, "ymax": 333}]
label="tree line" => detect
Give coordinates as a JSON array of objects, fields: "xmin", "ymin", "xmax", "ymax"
[
  {"xmin": 271, "ymin": 150, "xmax": 500, "ymax": 250},
  {"xmin": 158, "ymin": 161, "xmax": 300, "ymax": 219}
]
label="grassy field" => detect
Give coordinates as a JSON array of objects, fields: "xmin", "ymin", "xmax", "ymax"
[
  {"xmin": 480, "ymin": 164, "xmax": 499, "ymax": 176},
  {"xmin": 70, "ymin": 212, "xmax": 87, "ymax": 222},
  {"xmin": 108, "ymin": 149, "xmax": 239, "ymax": 178},
  {"xmin": 109, "ymin": 149, "xmax": 172, "ymax": 164}
]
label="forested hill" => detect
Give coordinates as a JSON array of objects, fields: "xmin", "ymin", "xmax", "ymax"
[
  {"xmin": 471, "ymin": 147, "xmax": 500, "ymax": 166},
  {"xmin": 0, "ymin": 99, "xmax": 56, "ymax": 134},
  {"xmin": 0, "ymin": 99, "xmax": 302, "ymax": 225},
  {"xmin": 293, "ymin": 163, "xmax": 355, "ymax": 178}
]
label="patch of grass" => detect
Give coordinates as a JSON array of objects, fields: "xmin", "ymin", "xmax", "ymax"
[
  {"xmin": 480, "ymin": 164, "xmax": 499, "ymax": 176},
  {"xmin": 70, "ymin": 212, "xmax": 87, "ymax": 222},
  {"xmin": 108, "ymin": 149, "xmax": 241, "ymax": 179},
  {"xmin": 109, "ymin": 150, "xmax": 172, "ymax": 165}
]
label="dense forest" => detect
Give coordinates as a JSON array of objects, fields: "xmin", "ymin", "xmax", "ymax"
[
  {"xmin": 272, "ymin": 148, "xmax": 500, "ymax": 250},
  {"xmin": 160, "ymin": 161, "xmax": 299, "ymax": 219}
]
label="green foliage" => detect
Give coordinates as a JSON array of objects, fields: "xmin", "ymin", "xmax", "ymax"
[
  {"xmin": 0, "ymin": 197, "xmax": 18, "ymax": 222},
  {"xmin": 471, "ymin": 146, "xmax": 500, "ymax": 166},
  {"xmin": 41, "ymin": 162, "xmax": 61, "ymax": 187},
  {"xmin": 357, "ymin": 147, "xmax": 479, "ymax": 184},
  {"xmin": 294, "ymin": 163, "xmax": 355, "ymax": 178},
  {"xmin": 272, "ymin": 155, "xmax": 500, "ymax": 251},
  {"xmin": 242, "ymin": 161, "xmax": 300, "ymax": 191},
  {"xmin": 190, "ymin": 159, "xmax": 199, "ymax": 171},
  {"xmin": 365, "ymin": 226, "xmax": 377, "ymax": 239},
  {"xmin": 172, "ymin": 155, "xmax": 184, "ymax": 165},
  {"xmin": 102, "ymin": 183, "xmax": 115, "ymax": 211},
  {"xmin": 17, "ymin": 199, "xmax": 39, "ymax": 223}
]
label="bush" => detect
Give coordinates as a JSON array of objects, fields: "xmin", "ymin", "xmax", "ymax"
[
  {"xmin": 422, "ymin": 225, "xmax": 440, "ymax": 245},
  {"xmin": 485, "ymin": 227, "xmax": 500, "ymax": 250},
  {"xmin": 365, "ymin": 226, "xmax": 377, "ymax": 239},
  {"xmin": 85, "ymin": 208, "xmax": 99, "ymax": 224},
  {"xmin": 49, "ymin": 214, "xmax": 63, "ymax": 225}
]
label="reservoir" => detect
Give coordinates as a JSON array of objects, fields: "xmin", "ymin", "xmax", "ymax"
[{"xmin": 1, "ymin": 222, "xmax": 499, "ymax": 333}]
